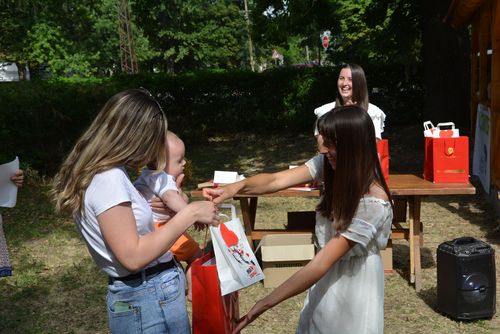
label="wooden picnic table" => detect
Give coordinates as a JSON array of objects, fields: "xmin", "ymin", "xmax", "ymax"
[{"xmin": 191, "ymin": 174, "xmax": 476, "ymax": 291}]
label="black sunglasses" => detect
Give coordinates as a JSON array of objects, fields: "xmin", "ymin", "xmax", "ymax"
[{"xmin": 140, "ymin": 87, "xmax": 166, "ymax": 119}]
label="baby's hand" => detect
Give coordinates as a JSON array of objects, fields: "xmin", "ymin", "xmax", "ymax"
[{"xmin": 149, "ymin": 196, "xmax": 175, "ymax": 216}]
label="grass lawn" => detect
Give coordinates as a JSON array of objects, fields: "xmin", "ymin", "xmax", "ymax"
[{"xmin": 1, "ymin": 125, "xmax": 499, "ymax": 333}]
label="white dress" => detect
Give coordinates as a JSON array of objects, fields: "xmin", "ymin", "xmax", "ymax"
[{"xmin": 297, "ymin": 155, "xmax": 393, "ymax": 334}]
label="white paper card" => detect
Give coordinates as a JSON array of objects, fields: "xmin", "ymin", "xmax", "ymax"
[
  {"xmin": 213, "ymin": 171, "xmax": 238, "ymax": 184},
  {"xmin": 0, "ymin": 157, "xmax": 19, "ymax": 208}
]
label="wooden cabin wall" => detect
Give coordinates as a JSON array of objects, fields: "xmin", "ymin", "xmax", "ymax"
[{"xmin": 491, "ymin": 0, "xmax": 500, "ymax": 189}]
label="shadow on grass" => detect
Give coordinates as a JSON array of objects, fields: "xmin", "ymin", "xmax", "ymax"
[
  {"xmin": 0, "ymin": 257, "xmax": 108, "ymax": 333},
  {"xmin": 431, "ymin": 193, "xmax": 500, "ymax": 247},
  {"xmin": 393, "ymin": 244, "xmax": 435, "ymax": 271},
  {"xmin": 186, "ymin": 131, "xmax": 317, "ymax": 190}
]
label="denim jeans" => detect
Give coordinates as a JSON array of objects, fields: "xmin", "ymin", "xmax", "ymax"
[{"xmin": 107, "ymin": 265, "xmax": 190, "ymax": 334}]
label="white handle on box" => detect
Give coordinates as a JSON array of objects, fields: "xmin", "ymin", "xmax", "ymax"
[
  {"xmin": 423, "ymin": 121, "xmax": 434, "ymax": 131},
  {"xmin": 436, "ymin": 122, "xmax": 455, "ymax": 129},
  {"xmin": 219, "ymin": 204, "xmax": 237, "ymax": 221}
]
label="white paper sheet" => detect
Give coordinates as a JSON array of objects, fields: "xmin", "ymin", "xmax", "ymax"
[
  {"xmin": 213, "ymin": 171, "xmax": 238, "ymax": 184},
  {"xmin": 213, "ymin": 171, "xmax": 245, "ymax": 184},
  {"xmin": 0, "ymin": 157, "xmax": 19, "ymax": 208}
]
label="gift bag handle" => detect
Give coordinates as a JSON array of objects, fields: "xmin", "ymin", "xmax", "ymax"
[
  {"xmin": 436, "ymin": 122, "xmax": 455, "ymax": 130},
  {"xmin": 423, "ymin": 121, "xmax": 434, "ymax": 131},
  {"xmin": 219, "ymin": 204, "xmax": 237, "ymax": 221}
]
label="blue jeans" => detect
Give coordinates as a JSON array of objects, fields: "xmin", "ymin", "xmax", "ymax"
[{"xmin": 107, "ymin": 265, "xmax": 190, "ymax": 334}]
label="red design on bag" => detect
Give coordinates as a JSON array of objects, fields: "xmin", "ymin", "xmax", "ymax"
[{"xmin": 220, "ymin": 223, "xmax": 238, "ymax": 247}]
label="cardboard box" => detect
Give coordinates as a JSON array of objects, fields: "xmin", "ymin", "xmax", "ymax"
[{"xmin": 257, "ymin": 233, "xmax": 316, "ymax": 288}]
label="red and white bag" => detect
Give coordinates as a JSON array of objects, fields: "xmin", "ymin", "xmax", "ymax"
[
  {"xmin": 423, "ymin": 121, "xmax": 459, "ymax": 138},
  {"xmin": 210, "ymin": 204, "xmax": 264, "ymax": 295}
]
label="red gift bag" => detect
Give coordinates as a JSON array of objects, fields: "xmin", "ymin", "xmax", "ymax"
[
  {"xmin": 377, "ymin": 139, "xmax": 389, "ymax": 182},
  {"xmin": 424, "ymin": 136, "xmax": 469, "ymax": 183},
  {"xmin": 191, "ymin": 251, "xmax": 239, "ymax": 334}
]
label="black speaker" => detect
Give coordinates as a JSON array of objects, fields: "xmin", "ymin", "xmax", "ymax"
[{"xmin": 437, "ymin": 237, "xmax": 496, "ymax": 320}]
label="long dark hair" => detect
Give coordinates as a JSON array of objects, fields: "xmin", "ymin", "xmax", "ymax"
[
  {"xmin": 335, "ymin": 63, "xmax": 369, "ymax": 112},
  {"xmin": 316, "ymin": 105, "xmax": 391, "ymax": 230}
]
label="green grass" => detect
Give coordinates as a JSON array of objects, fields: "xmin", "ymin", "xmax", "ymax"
[{"xmin": 1, "ymin": 126, "xmax": 500, "ymax": 333}]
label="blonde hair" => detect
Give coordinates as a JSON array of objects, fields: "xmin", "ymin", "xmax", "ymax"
[{"xmin": 51, "ymin": 88, "xmax": 168, "ymax": 215}]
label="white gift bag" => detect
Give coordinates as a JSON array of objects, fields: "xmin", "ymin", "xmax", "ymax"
[
  {"xmin": 210, "ymin": 204, "xmax": 264, "ymax": 295},
  {"xmin": 423, "ymin": 121, "xmax": 460, "ymax": 138},
  {"xmin": 423, "ymin": 121, "xmax": 436, "ymax": 137}
]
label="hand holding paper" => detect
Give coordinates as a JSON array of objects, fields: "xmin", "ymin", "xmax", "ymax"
[{"xmin": 0, "ymin": 157, "xmax": 20, "ymax": 208}]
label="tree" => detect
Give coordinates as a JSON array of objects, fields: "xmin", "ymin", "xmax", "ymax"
[
  {"xmin": 132, "ymin": 0, "xmax": 247, "ymax": 73},
  {"xmin": 333, "ymin": 0, "xmax": 421, "ymax": 69},
  {"xmin": 250, "ymin": 0, "xmax": 340, "ymax": 65},
  {"xmin": 0, "ymin": 0, "xmax": 156, "ymax": 78}
]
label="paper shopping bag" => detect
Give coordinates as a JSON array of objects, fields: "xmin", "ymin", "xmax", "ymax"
[
  {"xmin": 377, "ymin": 139, "xmax": 389, "ymax": 182},
  {"xmin": 210, "ymin": 204, "xmax": 264, "ymax": 296},
  {"xmin": 434, "ymin": 122, "xmax": 459, "ymax": 138},
  {"xmin": 423, "ymin": 121, "xmax": 460, "ymax": 138},
  {"xmin": 424, "ymin": 136, "xmax": 469, "ymax": 183},
  {"xmin": 191, "ymin": 251, "xmax": 239, "ymax": 334}
]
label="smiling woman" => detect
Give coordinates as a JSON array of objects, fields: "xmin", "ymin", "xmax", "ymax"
[{"xmin": 313, "ymin": 63, "xmax": 386, "ymax": 140}]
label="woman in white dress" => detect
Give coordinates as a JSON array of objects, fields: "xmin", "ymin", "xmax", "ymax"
[
  {"xmin": 314, "ymin": 63, "xmax": 386, "ymax": 140},
  {"xmin": 204, "ymin": 105, "xmax": 393, "ymax": 334}
]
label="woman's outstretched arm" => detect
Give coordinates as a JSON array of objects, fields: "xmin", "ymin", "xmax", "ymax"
[{"xmin": 203, "ymin": 164, "xmax": 313, "ymax": 204}]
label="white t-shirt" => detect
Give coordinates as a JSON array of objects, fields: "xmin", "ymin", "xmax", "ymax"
[
  {"xmin": 313, "ymin": 101, "xmax": 386, "ymax": 139},
  {"xmin": 134, "ymin": 169, "xmax": 178, "ymax": 222},
  {"xmin": 75, "ymin": 166, "xmax": 173, "ymax": 277}
]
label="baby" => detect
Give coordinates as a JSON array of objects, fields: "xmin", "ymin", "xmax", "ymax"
[{"xmin": 134, "ymin": 131, "xmax": 202, "ymax": 300}]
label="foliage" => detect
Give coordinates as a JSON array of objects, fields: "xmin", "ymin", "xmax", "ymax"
[
  {"xmin": 132, "ymin": 0, "xmax": 247, "ymax": 73},
  {"xmin": 250, "ymin": 0, "xmax": 340, "ymax": 65},
  {"xmin": 332, "ymin": 0, "xmax": 421, "ymax": 68},
  {"xmin": 249, "ymin": 0, "xmax": 421, "ymax": 72},
  {"xmin": 1, "ymin": 1, "xmax": 423, "ymax": 80},
  {"xmin": 0, "ymin": 0, "xmax": 154, "ymax": 77},
  {"xmin": 0, "ymin": 67, "xmax": 422, "ymax": 176}
]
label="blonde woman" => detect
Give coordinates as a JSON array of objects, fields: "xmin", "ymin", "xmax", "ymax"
[{"xmin": 52, "ymin": 89, "xmax": 219, "ymax": 333}]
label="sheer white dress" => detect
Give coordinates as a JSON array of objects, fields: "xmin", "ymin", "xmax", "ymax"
[{"xmin": 296, "ymin": 155, "xmax": 393, "ymax": 334}]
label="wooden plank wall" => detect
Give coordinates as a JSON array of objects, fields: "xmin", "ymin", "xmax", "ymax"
[
  {"xmin": 491, "ymin": 0, "xmax": 500, "ymax": 189},
  {"xmin": 471, "ymin": 0, "xmax": 500, "ymax": 191}
]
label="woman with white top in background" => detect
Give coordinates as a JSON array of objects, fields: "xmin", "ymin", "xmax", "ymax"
[{"xmin": 314, "ymin": 63, "xmax": 386, "ymax": 140}]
